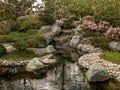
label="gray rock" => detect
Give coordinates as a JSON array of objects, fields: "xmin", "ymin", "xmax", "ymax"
[
  {"xmin": 33, "ymin": 45, "xmax": 56, "ymax": 55},
  {"xmin": 77, "ymin": 44, "xmax": 102, "ymax": 54},
  {"xmin": 109, "ymin": 41, "xmax": 120, "ymax": 51},
  {"xmin": 70, "ymin": 35, "xmax": 81, "ymax": 48},
  {"xmin": 51, "ymin": 25, "xmax": 62, "ymax": 36},
  {"xmin": 54, "ymin": 19, "xmax": 64, "ymax": 27},
  {"xmin": 72, "ymin": 21, "xmax": 80, "ymax": 27},
  {"xmin": 2, "ymin": 43, "xmax": 15, "ymax": 52},
  {"xmin": 33, "ymin": 48, "xmax": 48, "ymax": 55},
  {"xmin": 25, "ymin": 58, "xmax": 44, "ymax": 72},
  {"xmin": 39, "ymin": 26, "xmax": 51, "ymax": 35},
  {"xmin": 72, "ymin": 26, "xmax": 82, "ymax": 35},
  {"xmin": 40, "ymin": 58, "xmax": 57, "ymax": 65},
  {"xmin": 86, "ymin": 63, "xmax": 110, "ymax": 82},
  {"xmin": 39, "ymin": 26, "xmax": 53, "ymax": 44},
  {"xmin": 47, "ymin": 45, "xmax": 56, "ymax": 53},
  {"xmin": 39, "ymin": 25, "xmax": 62, "ymax": 44}
]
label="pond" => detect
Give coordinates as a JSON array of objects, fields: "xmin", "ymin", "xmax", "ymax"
[
  {"xmin": 0, "ymin": 60, "xmax": 120, "ymax": 90},
  {"xmin": 0, "ymin": 46, "xmax": 120, "ymax": 90}
]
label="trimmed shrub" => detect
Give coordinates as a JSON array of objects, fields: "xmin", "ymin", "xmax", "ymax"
[
  {"xmin": 0, "ymin": 44, "xmax": 6, "ymax": 56},
  {"xmin": 0, "ymin": 33, "xmax": 46, "ymax": 51}
]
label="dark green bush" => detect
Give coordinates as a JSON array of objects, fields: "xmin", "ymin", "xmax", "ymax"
[
  {"xmin": 91, "ymin": 36, "xmax": 111, "ymax": 50},
  {"xmin": 0, "ymin": 44, "xmax": 6, "ymax": 56},
  {"xmin": 9, "ymin": 19, "xmax": 19, "ymax": 31},
  {"xmin": 39, "ymin": 10, "xmax": 55, "ymax": 25}
]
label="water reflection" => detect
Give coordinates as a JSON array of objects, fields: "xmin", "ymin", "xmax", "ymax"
[{"xmin": 0, "ymin": 61, "xmax": 120, "ymax": 90}]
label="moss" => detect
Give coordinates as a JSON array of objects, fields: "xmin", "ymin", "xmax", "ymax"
[
  {"xmin": 100, "ymin": 51, "xmax": 120, "ymax": 64},
  {"xmin": 0, "ymin": 49, "xmax": 41, "ymax": 61}
]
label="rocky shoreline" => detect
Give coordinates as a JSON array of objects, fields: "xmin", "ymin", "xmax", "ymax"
[{"xmin": 78, "ymin": 53, "xmax": 120, "ymax": 82}]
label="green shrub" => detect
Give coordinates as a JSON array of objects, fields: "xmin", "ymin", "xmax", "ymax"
[{"xmin": 0, "ymin": 44, "xmax": 6, "ymax": 56}]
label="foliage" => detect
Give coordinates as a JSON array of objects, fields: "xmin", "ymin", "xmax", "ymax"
[
  {"xmin": 91, "ymin": 35, "xmax": 111, "ymax": 50},
  {"xmin": 0, "ymin": 49, "xmax": 42, "ymax": 61},
  {"xmin": 63, "ymin": 18, "xmax": 74, "ymax": 29},
  {"xmin": 100, "ymin": 51, "xmax": 120, "ymax": 64},
  {"xmin": 0, "ymin": 0, "xmax": 36, "ymax": 20},
  {"xmin": 0, "ymin": 21, "xmax": 11, "ymax": 34},
  {"xmin": 0, "ymin": 44, "xmax": 6, "ymax": 56},
  {"xmin": 0, "ymin": 32, "xmax": 46, "ymax": 51},
  {"xmin": 41, "ymin": 0, "xmax": 120, "ymax": 27},
  {"xmin": 17, "ymin": 14, "xmax": 45, "ymax": 32}
]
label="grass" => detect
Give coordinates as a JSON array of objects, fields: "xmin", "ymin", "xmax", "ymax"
[
  {"xmin": 0, "ymin": 49, "xmax": 42, "ymax": 61},
  {"xmin": 100, "ymin": 51, "xmax": 120, "ymax": 64}
]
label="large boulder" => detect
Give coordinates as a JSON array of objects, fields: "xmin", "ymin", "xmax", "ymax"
[
  {"xmin": 109, "ymin": 41, "xmax": 120, "ymax": 51},
  {"xmin": 25, "ymin": 58, "xmax": 44, "ymax": 72},
  {"xmin": 70, "ymin": 35, "xmax": 81, "ymax": 48},
  {"xmin": 86, "ymin": 63, "xmax": 110, "ymax": 82}
]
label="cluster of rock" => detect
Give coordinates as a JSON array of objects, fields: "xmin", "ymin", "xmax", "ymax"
[
  {"xmin": 78, "ymin": 53, "xmax": 120, "ymax": 82},
  {"xmin": 70, "ymin": 35, "xmax": 102, "ymax": 55}
]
